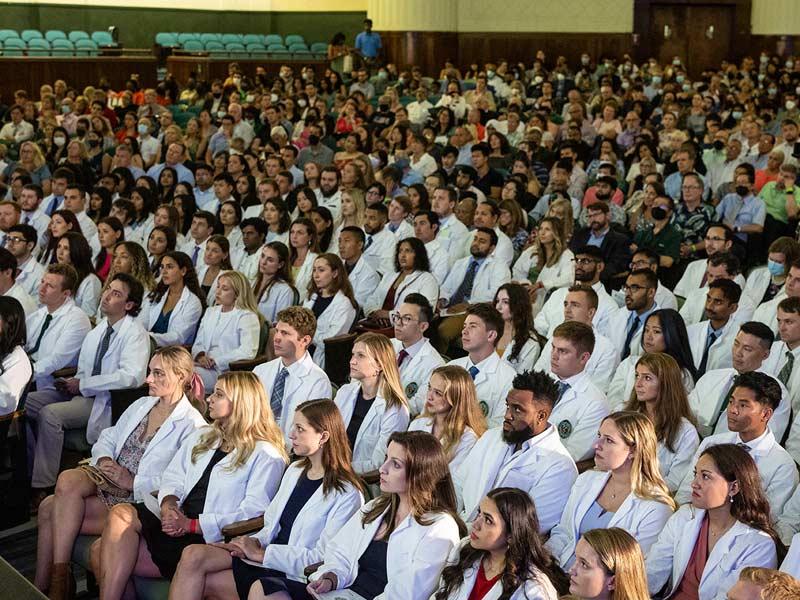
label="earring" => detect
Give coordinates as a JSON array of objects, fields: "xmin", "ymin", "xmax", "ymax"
[{"xmin": 729, "ymin": 494, "xmax": 734, "ymax": 503}]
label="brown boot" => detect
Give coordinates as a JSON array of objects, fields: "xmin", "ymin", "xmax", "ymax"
[{"xmin": 48, "ymin": 562, "xmax": 75, "ymax": 600}]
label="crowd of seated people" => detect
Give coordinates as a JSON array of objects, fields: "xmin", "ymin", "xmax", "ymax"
[{"xmin": 1, "ymin": 47, "xmax": 800, "ymax": 599}]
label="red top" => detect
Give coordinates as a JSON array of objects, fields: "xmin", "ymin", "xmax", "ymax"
[
  {"xmin": 468, "ymin": 561, "xmax": 501, "ymax": 600},
  {"xmin": 96, "ymin": 251, "xmax": 112, "ymax": 282},
  {"xmin": 673, "ymin": 514, "xmax": 710, "ymax": 600}
]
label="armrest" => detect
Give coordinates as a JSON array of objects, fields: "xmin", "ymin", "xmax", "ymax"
[
  {"xmin": 576, "ymin": 458, "xmax": 595, "ymax": 474},
  {"xmin": 229, "ymin": 355, "xmax": 270, "ymax": 372},
  {"xmin": 304, "ymin": 562, "xmax": 323, "ymax": 577},
  {"xmin": 221, "ymin": 515, "xmax": 264, "ymax": 540},
  {"xmin": 52, "ymin": 366, "xmax": 77, "ymax": 379}
]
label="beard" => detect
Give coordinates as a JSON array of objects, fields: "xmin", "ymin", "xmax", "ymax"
[{"xmin": 502, "ymin": 424, "xmax": 535, "ymax": 445}]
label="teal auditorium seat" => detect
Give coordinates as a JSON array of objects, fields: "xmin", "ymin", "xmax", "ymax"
[
  {"xmin": 205, "ymin": 40, "xmax": 225, "ymax": 54},
  {"xmin": 51, "ymin": 39, "xmax": 75, "ymax": 56},
  {"xmin": 289, "ymin": 42, "xmax": 309, "ymax": 54},
  {"xmin": 246, "ymin": 42, "xmax": 267, "ymax": 56},
  {"xmin": 155, "ymin": 32, "xmax": 179, "ymax": 47},
  {"xmin": 264, "ymin": 34, "xmax": 283, "ymax": 45},
  {"xmin": 0, "ymin": 30, "xmax": 18, "ymax": 42},
  {"xmin": 182, "ymin": 40, "xmax": 204, "ymax": 52},
  {"xmin": 177, "ymin": 33, "xmax": 199, "ymax": 45},
  {"xmin": 221, "ymin": 33, "xmax": 242, "ymax": 45},
  {"xmin": 44, "ymin": 30, "xmax": 66, "ymax": 42},
  {"xmin": 199, "ymin": 33, "xmax": 220, "ymax": 44},
  {"xmin": 2, "ymin": 38, "xmax": 25, "ymax": 56},
  {"xmin": 91, "ymin": 31, "xmax": 115, "ymax": 46},
  {"xmin": 284, "ymin": 34, "xmax": 305, "ymax": 46},
  {"xmin": 26, "ymin": 38, "xmax": 50, "ymax": 56},
  {"xmin": 242, "ymin": 34, "xmax": 262, "ymax": 45},
  {"xmin": 74, "ymin": 39, "xmax": 99, "ymax": 56},
  {"xmin": 21, "ymin": 29, "xmax": 43, "ymax": 42},
  {"xmin": 68, "ymin": 30, "xmax": 90, "ymax": 42}
]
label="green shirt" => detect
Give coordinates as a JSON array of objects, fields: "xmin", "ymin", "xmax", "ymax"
[
  {"xmin": 759, "ymin": 181, "xmax": 798, "ymax": 224},
  {"xmin": 634, "ymin": 223, "xmax": 682, "ymax": 261}
]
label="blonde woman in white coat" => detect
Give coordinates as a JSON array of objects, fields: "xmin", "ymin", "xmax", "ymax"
[
  {"xmin": 408, "ymin": 365, "xmax": 486, "ymax": 473},
  {"xmin": 96, "ymin": 372, "xmax": 289, "ymax": 598},
  {"xmin": 432, "ymin": 488, "xmax": 561, "ymax": 600},
  {"xmin": 645, "ymin": 444, "xmax": 779, "ymax": 600},
  {"xmin": 363, "ymin": 238, "xmax": 439, "ymax": 318},
  {"xmin": 494, "ymin": 283, "xmax": 542, "ymax": 374},
  {"xmin": 138, "ymin": 251, "xmax": 205, "ymax": 347},
  {"xmin": 288, "ymin": 218, "xmax": 319, "ymax": 303},
  {"xmin": 303, "ymin": 253, "xmax": 358, "ymax": 368},
  {"xmin": 335, "ymin": 332, "xmax": 411, "ymax": 476},
  {"xmin": 192, "ymin": 271, "xmax": 262, "ymax": 390},
  {"xmin": 546, "ymin": 412, "xmax": 675, "ymax": 570},
  {"xmin": 36, "ymin": 347, "xmax": 205, "ymax": 597},
  {"xmin": 299, "ymin": 431, "xmax": 464, "ymax": 600},
  {"xmin": 168, "ymin": 399, "xmax": 365, "ymax": 599}
]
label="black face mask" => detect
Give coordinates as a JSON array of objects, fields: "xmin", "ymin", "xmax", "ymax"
[
  {"xmin": 651, "ymin": 206, "xmax": 668, "ymax": 220},
  {"xmin": 76, "ymin": 128, "xmax": 87, "ymax": 137},
  {"xmin": 379, "ymin": 104, "xmax": 389, "ymax": 112},
  {"xmin": 212, "ymin": 92, "xmax": 222, "ymax": 98},
  {"xmin": 595, "ymin": 192, "xmax": 611, "ymax": 201},
  {"xmin": 308, "ymin": 134, "xmax": 320, "ymax": 146},
  {"xmin": 88, "ymin": 139, "xmax": 100, "ymax": 148},
  {"xmin": 713, "ymin": 140, "xmax": 725, "ymax": 151},
  {"xmin": 736, "ymin": 185, "xmax": 750, "ymax": 196}
]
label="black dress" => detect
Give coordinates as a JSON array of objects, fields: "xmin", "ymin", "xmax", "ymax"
[
  {"xmin": 231, "ymin": 472, "xmax": 323, "ymax": 600},
  {"xmin": 134, "ymin": 448, "xmax": 228, "ymax": 578},
  {"xmin": 345, "ymin": 390, "xmax": 374, "ymax": 450}
]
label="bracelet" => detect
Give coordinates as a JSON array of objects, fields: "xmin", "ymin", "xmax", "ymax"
[
  {"xmin": 690, "ymin": 244, "xmax": 696, "ymax": 252},
  {"xmin": 189, "ymin": 519, "xmax": 198, "ymax": 534}
]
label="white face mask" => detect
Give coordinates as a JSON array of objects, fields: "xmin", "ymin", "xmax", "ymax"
[
  {"xmin": 297, "ymin": 99, "xmax": 307, "ymax": 108},
  {"xmin": 271, "ymin": 93, "xmax": 279, "ymax": 103},
  {"xmin": 53, "ymin": 136, "xmax": 66, "ymax": 147},
  {"xmin": 787, "ymin": 101, "xmax": 797, "ymax": 111}
]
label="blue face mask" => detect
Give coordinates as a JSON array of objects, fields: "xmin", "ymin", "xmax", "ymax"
[{"xmin": 767, "ymin": 259, "xmax": 785, "ymax": 276}]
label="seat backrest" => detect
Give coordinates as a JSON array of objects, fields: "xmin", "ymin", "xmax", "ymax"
[
  {"xmin": 21, "ymin": 29, "xmax": 42, "ymax": 42},
  {"xmin": 242, "ymin": 34, "xmax": 261, "ymax": 45},
  {"xmin": 310, "ymin": 42, "xmax": 327, "ymax": 52},
  {"xmin": 324, "ymin": 333, "xmax": 358, "ymax": 387},
  {"xmin": 67, "ymin": 30, "xmax": 89, "ymax": 42},
  {"xmin": 45, "ymin": 30, "xmax": 66, "ymax": 42},
  {"xmin": 267, "ymin": 43, "xmax": 287, "ymax": 52},
  {"xmin": 204, "ymin": 40, "xmax": 224, "ymax": 51},
  {"xmin": 289, "ymin": 43, "xmax": 308, "ymax": 52},
  {"xmin": 0, "ymin": 30, "xmax": 18, "ymax": 41},
  {"xmin": 155, "ymin": 32, "xmax": 178, "ymax": 47},
  {"xmin": 246, "ymin": 42, "xmax": 266, "ymax": 52},
  {"xmin": 177, "ymin": 32, "xmax": 199, "ymax": 44},
  {"xmin": 27, "ymin": 38, "xmax": 50, "ymax": 48},
  {"xmin": 221, "ymin": 33, "xmax": 241, "ymax": 44},
  {"xmin": 91, "ymin": 31, "xmax": 114, "ymax": 45},
  {"xmin": 225, "ymin": 42, "xmax": 245, "ymax": 51},
  {"xmin": 51, "ymin": 38, "xmax": 74, "ymax": 48},
  {"xmin": 285, "ymin": 34, "xmax": 305, "ymax": 46},
  {"xmin": 183, "ymin": 40, "xmax": 204, "ymax": 52},
  {"xmin": 264, "ymin": 34, "xmax": 283, "ymax": 45}
]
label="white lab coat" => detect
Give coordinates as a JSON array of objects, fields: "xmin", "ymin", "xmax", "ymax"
[
  {"xmin": 535, "ymin": 330, "xmax": 618, "ymax": 392},
  {"xmin": 687, "ymin": 319, "xmax": 737, "ymax": 374},
  {"xmin": 236, "ymin": 248, "xmax": 262, "ymax": 286},
  {"xmin": 407, "ymin": 417, "xmax": 478, "ymax": 473},
  {"xmin": 604, "ymin": 306, "xmax": 649, "ymax": 362},
  {"xmin": 388, "ymin": 219, "xmax": 414, "ymax": 241},
  {"xmin": 76, "ymin": 314, "xmax": 150, "ymax": 443},
  {"xmin": 364, "ymin": 270, "xmax": 439, "ymax": 316},
  {"xmin": 362, "ymin": 227, "xmax": 397, "ymax": 276},
  {"xmin": 534, "ymin": 282, "xmax": 617, "ymax": 339},
  {"xmin": 546, "ymin": 470, "xmax": 674, "ymax": 567},
  {"xmin": 780, "ymin": 533, "xmax": 800, "ymax": 578},
  {"xmin": 347, "ymin": 256, "xmax": 381, "ymax": 310},
  {"xmin": 138, "ymin": 285, "xmax": 204, "ymax": 347},
  {"xmin": 674, "ymin": 259, "xmax": 746, "ymax": 299},
  {"xmin": 502, "ymin": 337, "xmax": 542, "ymax": 375},
  {"xmin": 15, "ymin": 256, "xmax": 45, "ymax": 296},
  {"xmin": 548, "ymin": 370, "xmax": 610, "ymax": 462},
  {"xmin": 256, "ymin": 281, "xmax": 297, "ymax": 324},
  {"xmin": 777, "ymin": 485, "xmax": 800, "ymax": 545},
  {"xmin": 254, "ymin": 354, "xmax": 332, "ymax": 442},
  {"xmin": 196, "ymin": 264, "xmax": 223, "ymax": 306},
  {"xmin": 74, "ymin": 274, "xmax": 102, "ymax": 317},
  {"xmin": 750, "ymin": 290, "xmax": 784, "ymax": 335},
  {"xmin": 448, "ymin": 354, "xmax": 517, "ymax": 428},
  {"xmin": 453, "ymin": 426, "xmax": 577, "ymax": 533},
  {"xmin": 689, "ymin": 367, "xmax": 791, "ymax": 442},
  {"xmin": 309, "ymin": 500, "xmax": 461, "ymax": 600},
  {"xmin": 391, "ymin": 338, "xmax": 445, "ymax": 412},
  {"xmin": 606, "ymin": 355, "xmax": 696, "ymax": 411},
  {"xmin": 679, "ymin": 285, "xmax": 755, "ymax": 327},
  {"xmin": 425, "ymin": 239, "xmax": 450, "ymax": 286},
  {"xmin": 4, "ymin": 283, "xmax": 36, "ymax": 317},
  {"xmin": 21, "ymin": 210, "xmax": 50, "ymax": 251},
  {"xmin": 465, "ymin": 227, "xmax": 515, "ymax": 268},
  {"xmin": 440, "ymin": 255, "xmax": 511, "ymax": 306},
  {"xmin": 180, "ymin": 237, "xmax": 208, "ymax": 267},
  {"xmin": 191, "ymin": 307, "xmax": 260, "ymax": 388},
  {"xmin": 303, "ymin": 291, "xmax": 357, "ymax": 368},
  {"xmin": 293, "ymin": 251, "xmax": 318, "ymax": 304},
  {"xmin": 89, "ymin": 395, "xmax": 206, "ymax": 502},
  {"xmin": 437, "ymin": 214, "xmax": 470, "ymax": 267},
  {"xmin": 25, "ymin": 299, "xmax": 91, "ymax": 390},
  {"xmin": 645, "ymin": 505, "xmax": 777, "ymax": 600},
  {"xmin": 613, "ymin": 282, "xmax": 678, "ymax": 311},
  {"xmin": 743, "ymin": 266, "xmax": 782, "ymax": 306},
  {"xmin": 674, "ymin": 429, "xmax": 798, "ymax": 519},
  {"xmin": 433, "ymin": 540, "xmax": 559, "ymax": 600},
  {"xmin": 334, "ymin": 382, "xmax": 410, "ymax": 473},
  {"xmin": 0, "ymin": 346, "xmax": 31, "ymax": 416},
  {"xmin": 152, "ymin": 427, "xmax": 287, "ymax": 543},
  {"xmin": 251, "ymin": 462, "xmax": 364, "ymax": 580},
  {"xmin": 762, "ymin": 341, "xmax": 800, "ymax": 416}
]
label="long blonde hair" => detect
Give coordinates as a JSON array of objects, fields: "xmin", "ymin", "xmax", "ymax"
[
  {"xmin": 341, "ymin": 188, "xmax": 366, "ymax": 228},
  {"xmin": 151, "ymin": 345, "xmax": 205, "ymax": 414},
  {"xmin": 546, "ymin": 198, "xmax": 574, "ymax": 242},
  {"xmin": 191, "ymin": 371, "xmax": 288, "ymax": 469},
  {"xmin": 355, "ymin": 332, "xmax": 407, "ymax": 411},
  {"xmin": 218, "ymin": 270, "xmax": 264, "ymax": 326},
  {"xmin": 602, "ymin": 411, "xmax": 676, "ymax": 510},
  {"xmin": 420, "ymin": 365, "xmax": 486, "ymax": 459},
  {"xmin": 582, "ymin": 528, "xmax": 651, "ymax": 600},
  {"xmin": 535, "ymin": 216, "xmax": 567, "ymax": 269}
]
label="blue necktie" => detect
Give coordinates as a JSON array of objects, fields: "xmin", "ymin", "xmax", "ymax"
[
  {"xmin": 698, "ymin": 330, "xmax": 718, "ymax": 376},
  {"xmin": 451, "ymin": 260, "xmax": 479, "ymax": 305},
  {"xmin": 46, "ymin": 196, "xmax": 61, "ymax": 216},
  {"xmin": 364, "ymin": 235, "xmax": 374, "ymax": 250},
  {"xmin": 191, "ymin": 245, "xmax": 200, "ymax": 266},
  {"xmin": 92, "ymin": 325, "xmax": 114, "ymax": 376},
  {"xmin": 468, "ymin": 365, "xmax": 479, "ymax": 380},
  {"xmin": 556, "ymin": 381, "xmax": 570, "ymax": 405},
  {"xmin": 270, "ymin": 367, "xmax": 289, "ymax": 418},
  {"xmin": 621, "ymin": 315, "xmax": 640, "ymax": 360}
]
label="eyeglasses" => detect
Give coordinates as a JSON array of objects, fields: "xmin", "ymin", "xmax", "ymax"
[
  {"xmin": 389, "ymin": 311, "xmax": 418, "ymax": 326},
  {"xmin": 629, "ymin": 260, "xmax": 651, "ymax": 268},
  {"xmin": 622, "ymin": 284, "xmax": 651, "ymax": 293},
  {"xmin": 681, "ymin": 185, "xmax": 701, "ymax": 190},
  {"xmin": 4, "ymin": 236, "xmax": 26, "ymax": 245},
  {"xmin": 572, "ymin": 257, "xmax": 598, "ymax": 265},
  {"xmin": 705, "ymin": 236, "xmax": 726, "ymax": 242}
]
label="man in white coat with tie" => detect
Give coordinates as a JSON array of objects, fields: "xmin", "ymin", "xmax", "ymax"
[
  {"xmin": 686, "ymin": 279, "xmax": 741, "ymax": 377},
  {"xmin": 435, "ymin": 227, "xmax": 511, "ymax": 355},
  {"xmin": 679, "ymin": 253, "xmax": 755, "ymax": 326},
  {"xmin": 546, "ymin": 320, "xmax": 611, "ymax": 463},
  {"xmin": 29, "ymin": 273, "xmax": 149, "ymax": 500},
  {"xmin": 360, "ymin": 203, "xmax": 396, "ymax": 277},
  {"xmin": 673, "ymin": 223, "xmax": 744, "ymax": 300},
  {"xmin": 690, "ymin": 322, "xmax": 791, "ymax": 441},
  {"xmin": 431, "ymin": 186, "xmax": 469, "ymax": 268},
  {"xmin": 452, "ymin": 369, "xmax": 577, "ymax": 533},
  {"xmin": 5, "ymin": 224, "xmax": 44, "ymax": 296},
  {"xmin": 391, "ymin": 294, "xmax": 445, "ymax": 414},
  {"xmin": 179, "ymin": 211, "xmax": 215, "ymax": 267},
  {"xmin": 676, "ymin": 372, "xmax": 798, "ymax": 519},
  {"xmin": 605, "ymin": 268, "xmax": 659, "ymax": 363},
  {"xmin": 254, "ymin": 306, "xmax": 332, "ymax": 443}
]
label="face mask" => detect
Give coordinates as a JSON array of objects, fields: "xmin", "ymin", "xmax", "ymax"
[
  {"xmin": 137, "ymin": 124, "xmax": 148, "ymax": 135},
  {"xmin": 787, "ymin": 101, "xmax": 797, "ymax": 111},
  {"xmin": 88, "ymin": 139, "xmax": 100, "ymax": 148},
  {"xmin": 732, "ymin": 110, "xmax": 743, "ymax": 120},
  {"xmin": 61, "ymin": 105, "xmax": 70, "ymax": 114},
  {"xmin": 768, "ymin": 259, "xmax": 785, "ymax": 276},
  {"xmin": 652, "ymin": 76, "xmax": 662, "ymax": 85},
  {"xmin": 245, "ymin": 94, "xmax": 255, "ymax": 103},
  {"xmin": 556, "ymin": 72, "xmax": 565, "ymax": 81},
  {"xmin": 735, "ymin": 185, "xmax": 749, "ymax": 196},
  {"xmin": 53, "ymin": 136, "xmax": 66, "ymax": 147},
  {"xmin": 487, "ymin": 70, "xmax": 495, "ymax": 78},
  {"xmin": 758, "ymin": 73, "xmax": 766, "ymax": 82},
  {"xmin": 377, "ymin": 71, "xmax": 388, "ymax": 79},
  {"xmin": 297, "ymin": 99, "xmax": 307, "ymax": 108},
  {"xmin": 651, "ymin": 206, "xmax": 668, "ymax": 220},
  {"xmin": 379, "ymin": 104, "xmax": 389, "ymax": 112},
  {"xmin": 676, "ymin": 75, "xmax": 685, "ymax": 84},
  {"xmin": 76, "ymin": 128, "xmax": 87, "ymax": 137},
  {"xmin": 621, "ymin": 81, "xmax": 630, "ymax": 90},
  {"xmin": 270, "ymin": 93, "xmax": 279, "ymax": 103},
  {"xmin": 212, "ymin": 92, "xmax": 222, "ymax": 98},
  {"xmin": 308, "ymin": 134, "xmax": 320, "ymax": 146},
  {"xmin": 217, "ymin": 110, "xmax": 226, "ymax": 118},
  {"xmin": 682, "ymin": 84, "xmax": 691, "ymax": 92},
  {"xmin": 713, "ymin": 140, "xmax": 725, "ymax": 151},
  {"xmin": 673, "ymin": 58, "xmax": 681, "ymax": 66},
  {"xmin": 760, "ymin": 55, "xmax": 769, "ymax": 64},
  {"xmin": 769, "ymin": 87, "xmax": 778, "ymax": 95},
  {"xmin": 787, "ymin": 61, "xmax": 794, "ymax": 69},
  {"xmin": 233, "ymin": 77, "xmax": 241, "ymax": 86},
  {"xmin": 581, "ymin": 56, "xmax": 590, "ymax": 65}
]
